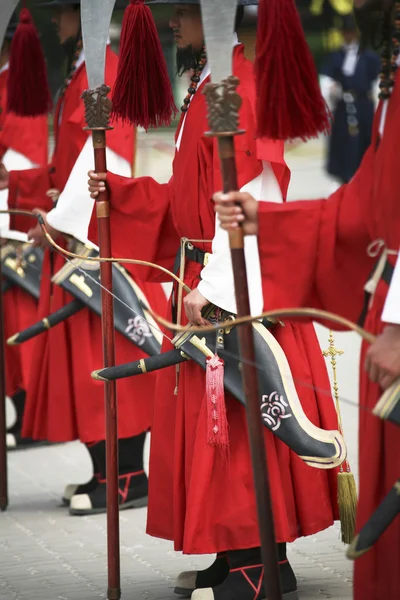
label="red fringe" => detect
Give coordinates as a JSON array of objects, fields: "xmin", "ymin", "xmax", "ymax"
[
  {"xmin": 206, "ymin": 354, "xmax": 229, "ymax": 451},
  {"xmin": 255, "ymin": 0, "xmax": 330, "ymax": 141},
  {"xmin": 111, "ymin": 0, "xmax": 177, "ymax": 129},
  {"xmin": 7, "ymin": 8, "xmax": 52, "ymax": 117}
]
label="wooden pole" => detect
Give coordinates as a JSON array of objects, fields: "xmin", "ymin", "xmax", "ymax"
[
  {"xmin": 0, "ymin": 247, "xmax": 8, "ymax": 512},
  {"xmin": 91, "ymin": 129, "xmax": 120, "ymax": 600},
  {"xmin": 204, "ymin": 71, "xmax": 282, "ymax": 599},
  {"xmin": 217, "ymin": 136, "xmax": 282, "ymax": 600}
]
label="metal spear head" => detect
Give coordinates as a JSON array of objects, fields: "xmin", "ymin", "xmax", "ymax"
[
  {"xmin": 200, "ymin": 0, "xmax": 238, "ymax": 84},
  {"xmin": 80, "ymin": 0, "xmax": 116, "ymax": 90},
  {"xmin": 0, "ymin": 0, "xmax": 19, "ymax": 52}
]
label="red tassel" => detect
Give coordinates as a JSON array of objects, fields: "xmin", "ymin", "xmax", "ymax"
[
  {"xmin": 7, "ymin": 8, "xmax": 52, "ymax": 117},
  {"xmin": 206, "ymin": 354, "xmax": 229, "ymax": 451},
  {"xmin": 255, "ymin": 0, "xmax": 330, "ymax": 141},
  {"xmin": 111, "ymin": 0, "xmax": 177, "ymax": 129}
]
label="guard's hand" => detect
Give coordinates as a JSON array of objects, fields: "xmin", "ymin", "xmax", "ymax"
[
  {"xmin": 184, "ymin": 288, "xmax": 209, "ymax": 327},
  {"xmin": 0, "ymin": 162, "xmax": 10, "ymax": 191},
  {"xmin": 213, "ymin": 191, "xmax": 258, "ymax": 236},
  {"xmin": 88, "ymin": 170, "xmax": 107, "ymax": 199},
  {"xmin": 27, "ymin": 209, "xmax": 60, "ymax": 249},
  {"xmin": 46, "ymin": 188, "xmax": 61, "ymax": 203},
  {"xmin": 365, "ymin": 325, "xmax": 400, "ymax": 390}
]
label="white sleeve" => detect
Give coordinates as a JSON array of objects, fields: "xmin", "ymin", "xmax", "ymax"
[
  {"xmin": 381, "ymin": 252, "xmax": 400, "ymax": 325},
  {"xmin": 372, "ymin": 78, "xmax": 380, "ymax": 107},
  {"xmin": 320, "ymin": 75, "xmax": 341, "ymax": 112},
  {"xmin": 46, "ymin": 137, "xmax": 131, "ymax": 244},
  {"xmin": 197, "ymin": 161, "xmax": 283, "ymax": 315},
  {"xmin": 0, "ymin": 148, "xmax": 37, "ymax": 235}
]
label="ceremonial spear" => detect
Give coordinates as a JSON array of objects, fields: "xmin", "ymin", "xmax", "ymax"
[
  {"xmin": 199, "ymin": 1, "xmax": 282, "ymax": 597},
  {"xmin": 0, "ymin": 0, "xmax": 20, "ymax": 514},
  {"xmin": 78, "ymin": 1, "xmax": 176, "ymax": 595},
  {"xmin": 79, "ymin": 1, "xmax": 120, "ymax": 597},
  {"xmin": 199, "ymin": 0, "xmax": 333, "ymax": 596}
]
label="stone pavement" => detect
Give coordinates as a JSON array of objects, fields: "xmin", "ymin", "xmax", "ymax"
[
  {"xmin": 1, "ymin": 435, "xmax": 354, "ymax": 600},
  {"xmin": 0, "ymin": 134, "xmax": 362, "ymax": 599}
]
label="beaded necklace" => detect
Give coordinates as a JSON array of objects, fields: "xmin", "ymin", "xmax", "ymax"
[
  {"xmin": 379, "ymin": 1, "xmax": 400, "ymax": 100},
  {"xmin": 181, "ymin": 47, "xmax": 207, "ymax": 113}
]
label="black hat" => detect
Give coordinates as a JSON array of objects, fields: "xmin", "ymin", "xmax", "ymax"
[
  {"xmin": 5, "ymin": 12, "xmax": 18, "ymax": 41},
  {"xmin": 35, "ymin": 0, "xmax": 81, "ymax": 5},
  {"xmin": 36, "ymin": 1, "xmax": 127, "ymax": 7},
  {"xmin": 146, "ymin": 1, "xmax": 258, "ymax": 4}
]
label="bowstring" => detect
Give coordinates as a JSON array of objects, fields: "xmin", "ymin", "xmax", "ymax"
[
  {"xmin": 48, "ymin": 240, "xmax": 368, "ymax": 413},
  {"xmin": 0, "ymin": 210, "xmax": 375, "ymax": 417}
]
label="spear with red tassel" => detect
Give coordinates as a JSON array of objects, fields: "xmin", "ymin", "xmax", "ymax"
[
  {"xmin": 0, "ymin": 0, "xmax": 34, "ymax": 513},
  {"xmin": 199, "ymin": 1, "xmax": 330, "ymax": 599},
  {"xmin": 80, "ymin": 1, "xmax": 175, "ymax": 598}
]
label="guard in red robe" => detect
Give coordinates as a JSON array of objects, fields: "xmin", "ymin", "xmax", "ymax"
[
  {"xmin": 0, "ymin": 0, "xmax": 167, "ymax": 516},
  {"xmin": 212, "ymin": 2, "xmax": 400, "ymax": 598},
  {"xmin": 0, "ymin": 12, "xmax": 48, "ymax": 450},
  {"xmin": 88, "ymin": 2, "xmax": 343, "ymax": 598}
]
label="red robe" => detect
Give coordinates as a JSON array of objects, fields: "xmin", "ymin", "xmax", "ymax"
[
  {"xmin": 103, "ymin": 45, "xmax": 341, "ymax": 554},
  {"xmin": 0, "ymin": 65, "xmax": 48, "ymax": 398},
  {"xmin": 7, "ymin": 47, "xmax": 166, "ymax": 443},
  {"xmin": 256, "ymin": 95, "xmax": 400, "ymax": 597}
]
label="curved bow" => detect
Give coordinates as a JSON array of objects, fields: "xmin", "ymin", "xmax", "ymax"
[
  {"xmin": 1, "ymin": 208, "xmax": 376, "ymax": 344},
  {"xmin": 0, "ymin": 209, "xmax": 190, "ymax": 292}
]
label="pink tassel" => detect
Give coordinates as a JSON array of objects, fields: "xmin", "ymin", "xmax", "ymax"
[{"xmin": 206, "ymin": 354, "xmax": 229, "ymax": 451}]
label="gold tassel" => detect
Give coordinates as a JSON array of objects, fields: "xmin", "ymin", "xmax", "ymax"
[
  {"xmin": 322, "ymin": 330, "xmax": 358, "ymax": 544},
  {"xmin": 337, "ymin": 470, "xmax": 358, "ymax": 544}
]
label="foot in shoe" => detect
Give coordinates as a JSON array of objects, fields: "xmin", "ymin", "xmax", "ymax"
[
  {"xmin": 191, "ymin": 557, "xmax": 298, "ymax": 600},
  {"xmin": 175, "ymin": 554, "xmax": 230, "ymax": 596},
  {"xmin": 69, "ymin": 470, "xmax": 148, "ymax": 515},
  {"xmin": 6, "ymin": 432, "xmax": 50, "ymax": 451},
  {"xmin": 62, "ymin": 475, "xmax": 100, "ymax": 506}
]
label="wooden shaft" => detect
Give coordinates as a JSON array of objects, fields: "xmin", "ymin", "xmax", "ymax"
[
  {"xmin": 92, "ymin": 131, "xmax": 120, "ymax": 600},
  {"xmin": 0, "ymin": 255, "xmax": 8, "ymax": 512},
  {"xmin": 218, "ymin": 136, "xmax": 282, "ymax": 600}
]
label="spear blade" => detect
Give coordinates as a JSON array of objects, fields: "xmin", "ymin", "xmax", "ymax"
[
  {"xmin": 80, "ymin": 0, "xmax": 116, "ymax": 90},
  {"xmin": 0, "ymin": 0, "xmax": 19, "ymax": 52},
  {"xmin": 200, "ymin": 0, "xmax": 237, "ymax": 83}
]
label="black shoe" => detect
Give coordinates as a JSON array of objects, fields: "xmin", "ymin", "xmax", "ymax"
[
  {"xmin": 62, "ymin": 475, "xmax": 100, "ymax": 506},
  {"xmin": 6, "ymin": 431, "xmax": 51, "ymax": 451},
  {"xmin": 68, "ymin": 470, "xmax": 148, "ymax": 515},
  {"xmin": 61, "ymin": 442, "xmax": 104, "ymax": 506},
  {"xmin": 191, "ymin": 547, "xmax": 298, "ymax": 600},
  {"xmin": 7, "ymin": 390, "xmax": 49, "ymax": 451},
  {"xmin": 174, "ymin": 554, "xmax": 230, "ymax": 596}
]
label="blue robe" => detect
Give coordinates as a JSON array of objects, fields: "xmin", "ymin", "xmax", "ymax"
[{"xmin": 321, "ymin": 47, "xmax": 381, "ymax": 183}]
